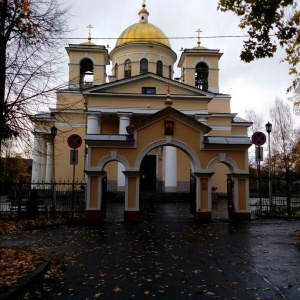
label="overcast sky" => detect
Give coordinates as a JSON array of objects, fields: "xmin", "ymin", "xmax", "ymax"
[{"xmin": 63, "ymin": 0, "xmax": 295, "ymax": 127}]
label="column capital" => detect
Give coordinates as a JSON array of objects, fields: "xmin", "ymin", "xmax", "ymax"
[
  {"xmin": 117, "ymin": 112, "xmax": 133, "ymax": 118},
  {"xmin": 228, "ymin": 173, "xmax": 251, "ymax": 179},
  {"xmin": 123, "ymin": 171, "xmax": 141, "ymax": 177},
  {"xmin": 193, "ymin": 172, "xmax": 214, "ymax": 178},
  {"xmin": 86, "ymin": 112, "xmax": 101, "ymax": 116}
]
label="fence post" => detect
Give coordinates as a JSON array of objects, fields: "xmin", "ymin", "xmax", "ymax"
[{"xmin": 17, "ymin": 176, "xmax": 23, "ymax": 220}]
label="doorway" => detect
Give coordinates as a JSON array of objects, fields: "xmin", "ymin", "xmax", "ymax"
[{"xmin": 140, "ymin": 155, "xmax": 157, "ymax": 191}]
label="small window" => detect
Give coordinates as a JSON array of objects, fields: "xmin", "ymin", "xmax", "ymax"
[
  {"xmin": 115, "ymin": 63, "xmax": 118, "ymax": 79},
  {"xmin": 156, "ymin": 60, "xmax": 163, "ymax": 76},
  {"xmin": 142, "ymin": 87, "xmax": 156, "ymax": 94},
  {"xmin": 124, "ymin": 59, "xmax": 131, "ymax": 78},
  {"xmin": 168, "ymin": 65, "xmax": 172, "ymax": 79},
  {"xmin": 140, "ymin": 58, "xmax": 148, "ymax": 74}
]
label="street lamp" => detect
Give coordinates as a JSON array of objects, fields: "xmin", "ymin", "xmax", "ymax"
[
  {"xmin": 265, "ymin": 122, "xmax": 272, "ymax": 209},
  {"xmin": 50, "ymin": 126, "xmax": 57, "ymax": 212}
]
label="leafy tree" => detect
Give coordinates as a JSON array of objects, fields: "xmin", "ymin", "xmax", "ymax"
[
  {"xmin": 0, "ymin": 0, "xmax": 69, "ymax": 155},
  {"xmin": 218, "ymin": 0, "xmax": 300, "ymax": 92}
]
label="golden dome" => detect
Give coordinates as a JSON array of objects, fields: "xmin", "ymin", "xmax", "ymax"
[
  {"xmin": 115, "ymin": 23, "xmax": 171, "ymax": 48},
  {"xmin": 115, "ymin": 2, "xmax": 171, "ymax": 49}
]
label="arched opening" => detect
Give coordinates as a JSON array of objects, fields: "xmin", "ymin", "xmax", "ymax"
[
  {"xmin": 140, "ymin": 58, "xmax": 148, "ymax": 74},
  {"xmin": 139, "ymin": 145, "xmax": 193, "ymax": 221},
  {"xmin": 80, "ymin": 58, "xmax": 94, "ymax": 89},
  {"xmin": 156, "ymin": 60, "xmax": 163, "ymax": 76},
  {"xmin": 124, "ymin": 59, "xmax": 131, "ymax": 78},
  {"xmin": 102, "ymin": 160, "xmax": 125, "ymax": 222},
  {"xmin": 195, "ymin": 62, "xmax": 209, "ymax": 91},
  {"xmin": 211, "ymin": 162, "xmax": 231, "ymax": 220}
]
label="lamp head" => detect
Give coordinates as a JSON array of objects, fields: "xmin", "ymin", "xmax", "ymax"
[
  {"xmin": 50, "ymin": 126, "xmax": 58, "ymax": 137},
  {"xmin": 265, "ymin": 122, "xmax": 272, "ymax": 133}
]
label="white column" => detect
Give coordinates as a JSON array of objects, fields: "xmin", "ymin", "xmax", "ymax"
[
  {"xmin": 117, "ymin": 113, "xmax": 132, "ymax": 191},
  {"xmin": 31, "ymin": 134, "xmax": 41, "ymax": 185},
  {"xmin": 164, "ymin": 146, "xmax": 177, "ymax": 192},
  {"xmin": 45, "ymin": 139, "xmax": 54, "ymax": 183},
  {"xmin": 87, "ymin": 113, "xmax": 100, "ymax": 134},
  {"xmin": 40, "ymin": 137, "xmax": 47, "ymax": 181}
]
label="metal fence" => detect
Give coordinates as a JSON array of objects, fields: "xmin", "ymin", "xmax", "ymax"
[
  {"xmin": 0, "ymin": 177, "xmax": 86, "ymax": 220},
  {"xmin": 249, "ymin": 175, "xmax": 300, "ymax": 217}
]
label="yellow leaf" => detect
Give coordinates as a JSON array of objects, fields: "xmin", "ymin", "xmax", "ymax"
[{"xmin": 113, "ymin": 287, "xmax": 121, "ymax": 293}]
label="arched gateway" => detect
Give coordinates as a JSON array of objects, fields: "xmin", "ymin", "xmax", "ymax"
[{"xmin": 85, "ymin": 106, "xmax": 251, "ymax": 223}]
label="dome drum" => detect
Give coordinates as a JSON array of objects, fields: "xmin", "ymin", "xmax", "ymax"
[{"xmin": 109, "ymin": 44, "xmax": 176, "ymax": 80}]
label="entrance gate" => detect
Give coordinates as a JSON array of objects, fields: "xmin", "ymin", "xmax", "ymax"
[{"xmin": 84, "ymin": 106, "xmax": 251, "ymax": 223}]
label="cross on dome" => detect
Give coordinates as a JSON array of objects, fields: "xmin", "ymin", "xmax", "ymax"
[
  {"xmin": 87, "ymin": 24, "xmax": 93, "ymax": 42},
  {"xmin": 196, "ymin": 28, "xmax": 202, "ymax": 47}
]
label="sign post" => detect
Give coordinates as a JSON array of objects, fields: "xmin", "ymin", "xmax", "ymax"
[
  {"xmin": 252, "ymin": 131, "xmax": 267, "ymax": 212},
  {"xmin": 67, "ymin": 134, "xmax": 82, "ymax": 219}
]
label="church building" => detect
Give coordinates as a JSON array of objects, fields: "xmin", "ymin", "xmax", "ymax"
[{"xmin": 31, "ymin": 2, "xmax": 252, "ymax": 223}]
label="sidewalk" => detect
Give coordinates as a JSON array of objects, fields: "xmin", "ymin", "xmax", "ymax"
[{"xmin": 1, "ymin": 201, "xmax": 300, "ymax": 299}]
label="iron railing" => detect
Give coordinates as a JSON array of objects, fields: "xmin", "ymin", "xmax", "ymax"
[
  {"xmin": 249, "ymin": 175, "xmax": 300, "ymax": 217},
  {"xmin": 0, "ymin": 177, "xmax": 86, "ymax": 220}
]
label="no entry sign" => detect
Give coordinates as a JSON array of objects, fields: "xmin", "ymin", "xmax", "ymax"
[
  {"xmin": 251, "ymin": 131, "xmax": 266, "ymax": 146},
  {"xmin": 67, "ymin": 134, "xmax": 82, "ymax": 149}
]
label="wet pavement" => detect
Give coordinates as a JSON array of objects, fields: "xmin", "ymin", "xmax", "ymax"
[{"xmin": 1, "ymin": 201, "xmax": 300, "ymax": 299}]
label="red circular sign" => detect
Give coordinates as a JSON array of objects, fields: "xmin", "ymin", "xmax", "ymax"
[
  {"xmin": 67, "ymin": 134, "xmax": 82, "ymax": 149},
  {"xmin": 251, "ymin": 131, "xmax": 266, "ymax": 146}
]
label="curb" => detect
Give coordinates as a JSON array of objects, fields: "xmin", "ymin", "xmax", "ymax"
[{"xmin": 0, "ymin": 260, "xmax": 50, "ymax": 300}]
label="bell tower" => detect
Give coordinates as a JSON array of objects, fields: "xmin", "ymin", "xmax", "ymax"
[
  {"xmin": 177, "ymin": 29, "xmax": 223, "ymax": 93},
  {"xmin": 66, "ymin": 25, "xmax": 110, "ymax": 89}
]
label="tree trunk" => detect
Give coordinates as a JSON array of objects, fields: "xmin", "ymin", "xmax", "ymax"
[{"xmin": 0, "ymin": 0, "xmax": 8, "ymax": 155}]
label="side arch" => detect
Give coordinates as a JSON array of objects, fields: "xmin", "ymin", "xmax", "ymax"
[
  {"xmin": 134, "ymin": 139, "xmax": 202, "ymax": 171},
  {"xmin": 206, "ymin": 154, "xmax": 239, "ymax": 173},
  {"xmin": 98, "ymin": 152, "xmax": 130, "ymax": 170}
]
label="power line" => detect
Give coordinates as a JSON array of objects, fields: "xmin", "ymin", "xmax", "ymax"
[{"xmin": 49, "ymin": 35, "xmax": 253, "ymax": 40}]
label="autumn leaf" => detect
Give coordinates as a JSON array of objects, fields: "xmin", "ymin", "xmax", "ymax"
[{"xmin": 113, "ymin": 287, "xmax": 121, "ymax": 293}]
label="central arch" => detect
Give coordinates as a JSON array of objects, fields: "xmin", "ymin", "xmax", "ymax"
[{"xmin": 135, "ymin": 139, "xmax": 202, "ymax": 171}]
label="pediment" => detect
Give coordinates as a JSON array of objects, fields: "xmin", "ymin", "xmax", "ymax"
[
  {"xmin": 83, "ymin": 73, "xmax": 215, "ymax": 98},
  {"xmin": 127, "ymin": 105, "xmax": 211, "ymax": 135}
]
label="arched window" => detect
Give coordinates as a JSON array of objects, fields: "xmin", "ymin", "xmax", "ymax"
[
  {"xmin": 140, "ymin": 58, "xmax": 148, "ymax": 74},
  {"xmin": 156, "ymin": 60, "xmax": 163, "ymax": 76},
  {"xmin": 124, "ymin": 59, "xmax": 131, "ymax": 78},
  {"xmin": 115, "ymin": 63, "xmax": 118, "ymax": 79},
  {"xmin": 80, "ymin": 58, "xmax": 94, "ymax": 89},
  {"xmin": 195, "ymin": 62, "xmax": 209, "ymax": 91},
  {"xmin": 168, "ymin": 65, "xmax": 172, "ymax": 79}
]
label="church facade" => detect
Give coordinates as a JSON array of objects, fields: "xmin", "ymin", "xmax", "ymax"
[{"xmin": 31, "ymin": 2, "xmax": 252, "ymax": 222}]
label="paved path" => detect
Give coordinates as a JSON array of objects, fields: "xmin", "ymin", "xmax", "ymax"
[{"xmin": 1, "ymin": 202, "xmax": 300, "ymax": 299}]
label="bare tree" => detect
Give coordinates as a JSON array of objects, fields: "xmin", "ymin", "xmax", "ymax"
[
  {"xmin": 270, "ymin": 97, "xmax": 299, "ymax": 214},
  {"xmin": 245, "ymin": 109, "xmax": 264, "ymax": 135},
  {"xmin": 270, "ymin": 97, "xmax": 296, "ymax": 173},
  {"xmin": 245, "ymin": 109, "xmax": 264, "ymax": 175},
  {"xmin": 0, "ymin": 0, "xmax": 70, "ymax": 156}
]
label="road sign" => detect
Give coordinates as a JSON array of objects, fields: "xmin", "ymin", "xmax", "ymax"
[
  {"xmin": 67, "ymin": 134, "xmax": 82, "ymax": 149},
  {"xmin": 70, "ymin": 149, "xmax": 78, "ymax": 165},
  {"xmin": 255, "ymin": 146, "xmax": 263, "ymax": 161},
  {"xmin": 251, "ymin": 131, "xmax": 266, "ymax": 146}
]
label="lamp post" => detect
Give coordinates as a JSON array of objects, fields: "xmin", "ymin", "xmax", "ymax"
[
  {"xmin": 50, "ymin": 126, "xmax": 57, "ymax": 212},
  {"xmin": 265, "ymin": 121, "xmax": 272, "ymax": 209}
]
